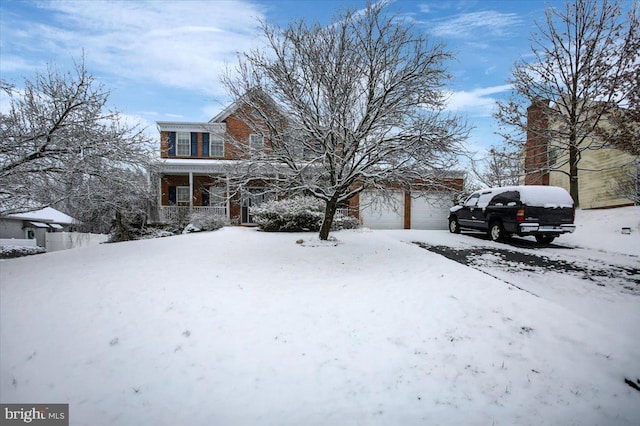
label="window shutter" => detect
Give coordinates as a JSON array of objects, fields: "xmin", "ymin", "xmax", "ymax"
[
  {"xmin": 168, "ymin": 132, "xmax": 176, "ymax": 156},
  {"xmin": 202, "ymin": 133, "xmax": 210, "ymax": 157},
  {"xmin": 202, "ymin": 189, "xmax": 210, "ymax": 206},
  {"xmin": 191, "ymin": 132, "xmax": 198, "ymax": 157},
  {"xmin": 168, "ymin": 186, "xmax": 176, "ymax": 205}
]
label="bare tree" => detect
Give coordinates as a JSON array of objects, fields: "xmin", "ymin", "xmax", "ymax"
[
  {"xmin": 471, "ymin": 146, "xmax": 522, "ymax": 188},
  {"xmin": 61, "ymin": 167, "xmax": 156, "ymax": 238},
  {"xmin": 223, "ymin": 2, "xmax": 468, "ymax": 239},
  {"xmin": 0, "ymin": 60, "xmax": 156, "ymax": 236},
  {"xmin": 609, "ymin": 158, "xmax": 640, "ymax": 204},
  {"xmin": 495, "ymin": 0, "xmax": 639, "ymax": 207},
  {"xmin": 596, "ymin": 50, "xmax": 640, "ymax": 156}
]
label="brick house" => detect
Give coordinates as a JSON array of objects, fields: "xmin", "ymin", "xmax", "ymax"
[
  {"xmin": 155, "ymin": 96, "xmax": 463, "ymax": 229},
  {"xmin": 523, "ymin": 100, "xmax": 638, "ymax": 209}
]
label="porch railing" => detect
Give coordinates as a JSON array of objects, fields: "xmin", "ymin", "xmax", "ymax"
[{"xmin": 157, "ymin": 206, "xmax": 227, "ymax": 223}]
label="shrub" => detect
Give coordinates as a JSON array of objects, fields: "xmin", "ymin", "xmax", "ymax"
[
  {"xmin": 182, "ymin": 211, "xmax": 229, "ymax": 234},
  {"xmin": 0, "ymin": 245, "xmax": 47, "ymax": 259},
  {"xmin": 332, "ymin": 214, "xmax": 361, "ymax": 230},
  {"xmin": 252, "ymin": 196, "xmax": 360, "ymax": 232},
  {"xmin": 136, "ymin": 226, "xmax": 176, "ymax": 239},
  {"xmin": 252, "ymin": 196, "xmax": 324, "ymax": 232}
]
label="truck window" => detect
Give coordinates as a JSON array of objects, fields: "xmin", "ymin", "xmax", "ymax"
[
  {"xmin": 477, "ymin": 192, "xmax": 494, "ymax": 208},
  {"xmin": 464, "ymin": 193, "xmax": 480, "ymax": 207},
  {"xmin": 490, "ymin": 191, "xmax": 520, "ymax": 206}
]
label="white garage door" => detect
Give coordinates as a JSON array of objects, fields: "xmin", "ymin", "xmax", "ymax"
[
  {"xmin": 410, "ymin": 192, "xmax": 452, "ymax": 230},
  {"xmin": 360, "ymin": 190, "xmax": 404, "ymax": 229}
]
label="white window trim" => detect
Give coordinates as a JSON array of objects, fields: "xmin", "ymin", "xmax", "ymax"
[
  {"xmin": 210, "ymin": 133, "xmax": 224, "ymax": 157},
  {"xmin": 177, "ymin": 132, "xmax": 191, "ymax": 156}
]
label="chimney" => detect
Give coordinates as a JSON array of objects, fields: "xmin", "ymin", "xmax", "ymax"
[{"xmin": 524, "ymin": 98, "xmax": 550, "ymax": 185}]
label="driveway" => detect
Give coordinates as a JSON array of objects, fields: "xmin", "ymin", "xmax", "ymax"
[
  {"xmin": 405, "ymin": 230, "xmax": 640, "ymax": 341},
  {"xmin": 414, "ymin": 233, "xmax": 640, "ymax": 296}
]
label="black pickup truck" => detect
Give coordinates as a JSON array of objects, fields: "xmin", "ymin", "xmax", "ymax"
[{"xmin": 448, "ymin": 185, "xmax": 576, "ymax": 243}]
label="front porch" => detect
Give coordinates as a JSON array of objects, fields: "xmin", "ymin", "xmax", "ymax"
[
  {"xmin": 153, "ymin": 159, "xmax": 355, "ymax": 226},
  {"xmin": 157, "ymin": 206, "xmax": 228, "ymax": 224}
]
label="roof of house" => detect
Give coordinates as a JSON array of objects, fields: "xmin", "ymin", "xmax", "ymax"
[
  {"xmin": 209, "ymin": 88, "xmax": 286, "ymax": 124},
  {"xmin": 3, "ymin": 207, "xmax": 79, "ymax": 225},
  {"xmin": 156, "ymin": 121, "xmax": 225, "ymax": 132}
]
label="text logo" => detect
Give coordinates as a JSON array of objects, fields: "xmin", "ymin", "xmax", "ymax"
[{"xmin": 1, "ymin": 404, "xmax": 68, "ymax": 425}]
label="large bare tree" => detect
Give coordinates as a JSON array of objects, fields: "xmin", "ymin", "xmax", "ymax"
[
  {"xmin": 0, "ymin": 60, "xmax": 156, "ymax": 235},
  {"xmin": 223, "ymin": 2, "xmax": 467, "ymax": 239},
  {"xmin": 495, "ymin": 0, "xmax": 639, "ymax": 206}
]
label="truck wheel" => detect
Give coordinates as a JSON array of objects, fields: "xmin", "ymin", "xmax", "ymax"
[
  {"xmin": 449, "ymin": 217, "xmax": 461, "ymax": 234},
  {"xmin": 489, "ymin": 221, "xmax": 504, "ymax": 242},
  {"xmin": 535, "ymin": 235, "xmax": 555, "ymax": 244}
]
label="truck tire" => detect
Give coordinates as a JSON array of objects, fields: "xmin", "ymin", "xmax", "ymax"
[
  {"xmin": 535, "ymin": 235, "xmax": 555, "ymax": 244},
  {"xmin": 449, "ymin": 217, "xmax": 461, "ymax": 234},
  {"xmin": 488, "ymin": 221, "xmax": 504, "ymax": 242}
]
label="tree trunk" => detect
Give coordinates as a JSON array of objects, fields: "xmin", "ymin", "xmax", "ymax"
[
  {"xmin": 112, "ymin": 210, "xmax": 131, "ymax": 242},
  {"xmin": 569, "ymin": 141, "xmax": 580, "ymax": 208},
  {"xmin": 318, "ymin": 198, "xmax": 339, "ymax": 240}
]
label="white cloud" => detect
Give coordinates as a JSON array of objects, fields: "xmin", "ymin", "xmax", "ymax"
[
  {"xmin": 0, "ymin": 55, "xmax": 40, "ymax": 74},
  {"xmin": 10, "ymin": 0, "xmax": 267, "ymax": 98},
  {"xmin": 445, "ymin": 84, "xmax": 512, "ymax": 116},
  {"xmin": 164, "ymin": 113, "xmax": 185, "ymax": 119},
  {"xmin": 430, "ymin": 11, "xmax": 523, "ymax": 39}
]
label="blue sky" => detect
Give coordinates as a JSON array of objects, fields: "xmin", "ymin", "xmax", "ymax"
[{"xmin": 0, "ymin": 0, "xmax": 557, "ymax": 156}]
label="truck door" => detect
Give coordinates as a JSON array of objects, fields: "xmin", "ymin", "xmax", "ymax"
[{"xmin": 458, "ymin": 193, "xmax": 480, "ymax": 228}]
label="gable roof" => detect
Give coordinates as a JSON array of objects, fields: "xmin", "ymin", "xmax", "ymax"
[
  {"xmin": 3, "ymin": 207, "xmax": 79, "ymax": 225},
  {"xmin": 209, "ymin": 88, "xmax": 287, "ymax": 124},
  {"xmin": 209, "ymin": 100, "xmax": 240, "ymax": 123}
]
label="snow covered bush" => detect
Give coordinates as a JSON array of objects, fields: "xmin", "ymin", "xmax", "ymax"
[
  {"xmin": 182, "ymin": 211, "xmax": 229, "ymax": 234},
  {"xmin": 252, "ymin": 196, "xmax": 324, "ymax": 232},
  {"xmin": 0, "ymin": 245, "xmax": 46, "ymax": 259},
  {"xmin": 252, "ymin": 196, "xmax": 360, "ymax": 232},
  {"xmin": 332, "ymin": 214, "xmax": 361, "ymax": 230},
  {"xmin": 136, "ymin": 226, "xmax": 176, "ymax": 240}
]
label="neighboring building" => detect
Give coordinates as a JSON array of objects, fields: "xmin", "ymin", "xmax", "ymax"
[
  {"xmin": 155, "ymin": 95, "xmax": 463, "ymax": 230},
  {"xmin": 0, "ymin": 207, "xmax": 78, "ymax": 247},
  {"xmin": 523, "ymin": 100, "xmax": 638, "ymax": 209}
]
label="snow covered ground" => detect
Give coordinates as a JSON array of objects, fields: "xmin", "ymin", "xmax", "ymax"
[
  {"xmin": 1, "ymin": 207, "xmax": 639, "ymax": 425},
  {"xmin": 401, "ymin": 206, "xmax": 640, "ymax": 343}
]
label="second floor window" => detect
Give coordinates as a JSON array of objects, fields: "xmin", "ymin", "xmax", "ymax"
[
  {"xmin": 210, "ymin": 135, "xmax": 224, "ymax": 157},
  {"xmin": 548, "ymin": 146, "xmax": 560, "ymax": 166},
  {"xmin": 177, "ymin": 132, "xmax": 190, "ymax": 156},
  {"xmin": 250, "ymin": 134, "xmax": 264, "ymax": 150}
]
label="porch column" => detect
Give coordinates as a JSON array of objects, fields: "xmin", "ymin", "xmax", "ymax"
[
  {"xmin": 189, "ymin": 172, "xmax": 194, "ymax": 210},
  {"xmin": 157, "ymin": 174, "xmax": 163, "ymax": 206},
  {"xmin": 226, "ymin": 173, "xmax": 231, "ymax": 220},
  {"xmin": 157, "ymin": 174, "xmax": 163, "ymax": 223}
]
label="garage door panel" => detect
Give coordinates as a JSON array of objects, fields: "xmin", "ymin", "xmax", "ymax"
[
  {"xmin": 410, "ymin": 193, "xmax": 451, "ymax": 230},
  {"xmin": 360, "ymin": 190, "xmax": 404, "ymax": 229}
]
